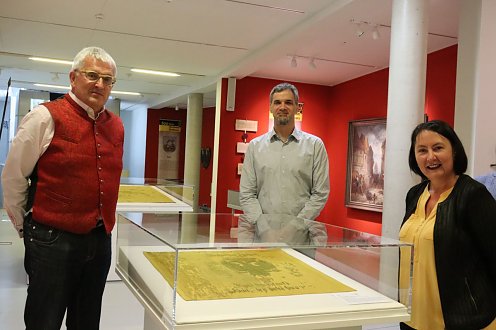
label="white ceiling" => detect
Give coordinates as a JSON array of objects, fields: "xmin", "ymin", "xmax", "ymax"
[{"xmin": 0, "ymin": 0, "xmax": 459, "ymax": 111}]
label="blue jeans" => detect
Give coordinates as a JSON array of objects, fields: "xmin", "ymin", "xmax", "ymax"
[{"xmin": 23, "ymin": 215, "xmax": 111, "ymax": 330}]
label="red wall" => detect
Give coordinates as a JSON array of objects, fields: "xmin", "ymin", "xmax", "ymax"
[
  {"xmin": 323, "ymin": 69, "xmax": 390, "ymax": 234},
  {"xmin": 144, "ymin": 108, "xmax": 187, "ymax": 180},
  {"xmin": 199, "ymin": 107, "xmax": 215, "ymax": 208},
  {"xmin": 144, "ymin": 106, "xmax": 215, "ymax": 209},
  {"xmin": 425, "ymin": 46, "xmax": 458, "ymax": 126},
  {"xmin": 144, "ymin": 45, "xmax": 458, "ymax": 234},
  {"xmin": 324, "ymin": 45, "xmax": 457, "ymax": 234},
  {"xmin": 215, "ymin": 77, "xmax": 330, "ymax": 215}
]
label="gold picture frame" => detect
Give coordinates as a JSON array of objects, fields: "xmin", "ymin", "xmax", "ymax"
[{"xmin": 345, "ymin": 118, "xmax": 387, "ymax": 212}]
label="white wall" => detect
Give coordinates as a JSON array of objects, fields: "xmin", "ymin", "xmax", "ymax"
[
  {"xmin": 455, "ymin": 0, "xmax": 496, "ymax": 176},
  {"xmin": 18, "ymin": 90, "xmax": 50, "ymax": 132},
  {"xmin": 121, "ymin": 105, "xmax": 147, "ymax": 178}
]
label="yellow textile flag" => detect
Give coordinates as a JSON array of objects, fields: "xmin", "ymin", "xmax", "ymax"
[
  {"xmin": 144, "ymin": 249, "xmax": 355, "ymax": 301},
  {"xmin": 118, "ymin": 185, "xmax": 174, "ymax": 203}
]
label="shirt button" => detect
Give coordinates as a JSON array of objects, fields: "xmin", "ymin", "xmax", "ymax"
[
  {"xmin": 98, "ymin": 167, "xmax": 102, "ymax": 171},
  {"xmin": 98, "ymin": 155, "xmax": 101, "ymax": 159},
  {"xmin": 100, "ymin": 191, "xmax": 104, "ymax": 195},
  {"xmin": 97, "ymin": 143, "xmax": 101, "ymax": 148}
]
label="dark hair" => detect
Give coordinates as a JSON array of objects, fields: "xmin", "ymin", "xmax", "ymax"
[
  {"xmin": 269, "ymin": 82, "xmax": 299, "ymax": 104},
  {"xmin": 408, "ymin": 120, "xmax": 468, "ymax": 179}
]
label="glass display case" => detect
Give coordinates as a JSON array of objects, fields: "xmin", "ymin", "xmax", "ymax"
[
  {"xmin": 108, "ymin": 178, "xmax": 194, "ymax": 281},
  {"xmin": 118, "ymin": 177, "xmax": 194, "ymax": 212},
  {"xmin": 116, "ymin": 212, "xmax": 412, "ymax": 330}
]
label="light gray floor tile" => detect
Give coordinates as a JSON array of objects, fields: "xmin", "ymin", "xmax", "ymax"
[{"xmin": 0, "ymin": 211, "xmax": 143, "ymax": 330}]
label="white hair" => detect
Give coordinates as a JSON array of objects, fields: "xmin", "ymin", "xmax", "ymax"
[{"xmin": 71, "ymin": 47, "xmax": 117, "ymax": 75}]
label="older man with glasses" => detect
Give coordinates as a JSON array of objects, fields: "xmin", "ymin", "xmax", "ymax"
[{"xmin": 2, "ymin": 46, "xmax": 124, "ymax": 330}]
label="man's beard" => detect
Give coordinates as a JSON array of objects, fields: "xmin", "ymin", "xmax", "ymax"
[{"xmin": 275, "ymin": 116, "xmax": 289, "ymax": 125}]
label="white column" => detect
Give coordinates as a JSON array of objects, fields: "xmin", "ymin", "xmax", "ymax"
[
  {"xmin": 181, "ymin": 93, "xmax": 203, "ymax": 243},
  {"xmin": 379, "ymin": 0, "xmax": 428, "ymax": 302},
  {"xmin": 382, "ymin": 0, "xmax": 428, "ymax": 239},
  {"xmin": 184, "ymin": 93, "xmax": 203, "ymax": 212},
  {"xmin": 454, "ymin": 0, "xmax": 496, "ymax": 176}
]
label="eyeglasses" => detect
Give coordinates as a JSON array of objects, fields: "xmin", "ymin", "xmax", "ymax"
[{"xmin": 77, "ymin": 70, "xmax": 116, "ymax": 86}]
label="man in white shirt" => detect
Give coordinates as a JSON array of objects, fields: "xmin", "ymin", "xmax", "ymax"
[{"xmin": 2, "ymin": 46, "xmax": 124, "ymax": 330}]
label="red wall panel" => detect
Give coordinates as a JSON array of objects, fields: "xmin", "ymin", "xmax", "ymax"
[
  {"xmin": 144, "ymin": 45, "xmax": 457, "ymax": 235},
  {"xmin": 144, "ymin": 108, "xmax": 187, "ymax": 180}
]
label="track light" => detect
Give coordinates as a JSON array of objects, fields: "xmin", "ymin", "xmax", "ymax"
[
  {"xmin": 355, "ymin": 24, "xmax": 365, "ymax": 37},
  {"xmin": 290, "ymin": 56, "xmax": 297, "ymax": 68},
  {"xmin": 309, "ymin": 58, "xmax": 317, "ymax": 69},
  {"xmin": 175, "ymin": 104, "xmax": 179, "ymax": 111},
  {"xmin": 351, "ymin": 19, "xmax": 387, "ymax": 40},
  {"xmin": 372, "ymin": 26, "xmax": 381, "ymax": 40}
]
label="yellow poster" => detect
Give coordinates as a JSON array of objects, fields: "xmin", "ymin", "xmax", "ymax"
[
  {"xmin": 118, "ymin": 185, "xmax": 174, "ymax": 203},
  {"xmin": 158, "ymin": 119, "xmax": 181, "ymax": 180},
  {"xmin": 144, "ymin": 249, "xmax": 354, "ymax": 301}
]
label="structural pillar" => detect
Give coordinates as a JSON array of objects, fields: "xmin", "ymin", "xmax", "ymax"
[
  {"xmin": 379, "ymin": 0, "xmax": 429, "ymax": 300},
  {"xmin": 184, "ymin": 93, "xmax": 203, "ymax": 211},
  {"xmin": 454, "ymin": 0, "xmax": 496, "ymax": 176},
  {"xmin": 181, "ymin": 93, "xmax": 203, "ymax": 243},
  {"xmin": 382, "ymin": 0, "xmax": 428, "ymax": 239}
]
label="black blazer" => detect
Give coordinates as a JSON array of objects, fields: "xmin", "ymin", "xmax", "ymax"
[{"xmin": 402, "ymin": 174, "xmax": 496, "ymax": 330}]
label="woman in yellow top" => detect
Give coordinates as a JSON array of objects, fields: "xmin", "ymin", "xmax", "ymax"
[{"xmin": 400, "ymin": 120, "xmax": 496, "ymax": 330}]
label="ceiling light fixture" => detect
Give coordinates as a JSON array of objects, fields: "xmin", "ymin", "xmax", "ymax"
[
  {"xmin": 355, "ymin": 24, "xmax": 365, "ymax": 37},
  {"xmin": 350, "ymin": 19, "xmax": 388, "ymax": 40},
  {"xmin": 175, "ymin": 104, "xmax": 180, "ymax": 111},
  {"xmin": 34, "ymin": 83, "xmax": 70, "ymax": 90},
  {"xmin": 29, "ymin": 57, "xmax": 73, "ymax": 65},
  {"xmin": 111, "ymin": 91, "xmax": 141, "ymax": 96},
  {"xmin": 290, "ymin": 56, "xmax": 297, "ymax": 68},
  {"xmin": 372, "ymin": 25, "xmax": 381, "ymax": 40},
  {"xmin": 33, "ymin": 83, "xmax": 140, "ymax": 96},
  {"xmin": 131, "ymin": 68, "xmax": 180, "ymax": 77},
  {"xmin": 288, "ymin": 54, "xmax": 376, "ymax": 69}
]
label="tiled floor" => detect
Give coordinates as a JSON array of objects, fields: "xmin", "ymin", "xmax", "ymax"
[
  {"xmin": 0, "ymin": 209, "xmax": 399, "ymax": 330},
  {"xmin": 0, "ymin": 211, "xmax": 144, "ymax": 330}
]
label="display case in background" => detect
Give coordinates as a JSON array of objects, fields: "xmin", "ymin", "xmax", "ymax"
[
  {"xmin": 118, "ymin": 177, "xmax": 194, "ymax": 212},
  {"xmin": 108, "ymin": 178, "xmax": 194, "ymax": 281},
  {"xmin": 116, "ymin": 213, "xmax": 412, "ymax": 330}
]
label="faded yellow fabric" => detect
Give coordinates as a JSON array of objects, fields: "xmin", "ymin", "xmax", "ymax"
[
  {"xmin": 118, "ymin": 185, "xmax": 174, "ymax": 203},
  {"xmin": 144, "ymin": 249, "xmax": 355, "ymax": 301},
  {"xmin": 400, "ymin": 186, "xmax": 452, "ymax": 330}
]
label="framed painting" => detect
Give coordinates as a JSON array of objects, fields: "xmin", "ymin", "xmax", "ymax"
[{"xmin": 345, "ymin": 118, "xmax": 387, "ymax": 212}]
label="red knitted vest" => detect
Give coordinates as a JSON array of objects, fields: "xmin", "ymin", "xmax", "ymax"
[{"xmin": 32, "ymin": 94, "xmax": 124, "ymax": 234}]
